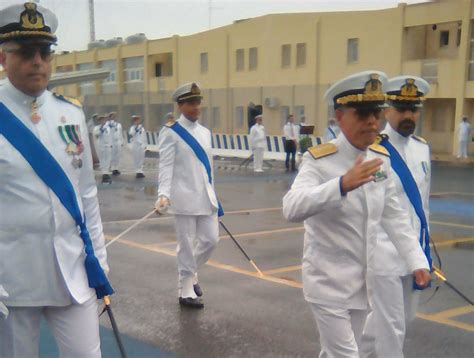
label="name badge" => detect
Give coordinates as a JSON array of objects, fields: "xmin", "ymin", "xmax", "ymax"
[{"xmin": 373, "ymin": 169, "xmax": 387, "ymax": 182}]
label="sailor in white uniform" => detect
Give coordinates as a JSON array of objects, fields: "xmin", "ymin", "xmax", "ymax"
[
  {"xmin": 108, "ymin": 111, "xmax": 123, "ymax": 176},
  {"xmin": 249, "ymin": 114, "xmax": 266, "ymax": 172},
  {"xmin": 128, "ymin": 115, "xmax": 147, "ymax": 178},
  {"xmin": 360, "ymin": 76, "xmax": 432, "ymax": 358},
  {"xmin": 0, "ymin": 3, "xmax": 110, "ymax": 356},
  {"xmin": 155, "ymin": 83, "xmax": 221, "ymax": 309},
  {"xmin": 282, "ymin": 71, "xmax": 431, "ymax": 358},
  {"xmin": 93, "ymin": 114, "xmax": 112, "ymax": 183}
]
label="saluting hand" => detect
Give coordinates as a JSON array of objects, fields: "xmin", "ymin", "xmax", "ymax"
[{"xmin": 341, "ymin": 155, "xmax": 383, "ymax": 194}]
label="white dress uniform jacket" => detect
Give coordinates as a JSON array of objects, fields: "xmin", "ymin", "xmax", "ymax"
[
  {"xmin": 283, "ymin": 133, "xmax": 429, "ymax": 309},
  {"xmin": 249, "ymin": 123, "xmax": 266, "ymax": 149},
  {"xmin": 157, "ymin": 115, "xmax": 218, "ymax": 215},
  {"xmin": 93, "ymin": 121, "xmax": 112, "ymax": 174},
  {"xmin": 110, "ymin": 120, "xmax": 123, "ymax": 170},
  {"xmin": 0, "ymin": 79, "xmax": 109, "ymax": 306},
  {"xmin": 129, "ymin": 123, "xmax": 147, "ymax": 172},
  {"xmin": 372, "ymin": 124, "xmax": 431, "ymax": 276}
]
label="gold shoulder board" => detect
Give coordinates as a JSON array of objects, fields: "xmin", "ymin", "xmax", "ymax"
[
  {"xmin": 53, "ymin": 92, "xmax": 82, "ymax": 108},
  {"xmin": 412, "ymin": 135, "xmax": 427, "ymax": 144},
  {"xmin": 369, "ymin": 144, "xmax": 390, "ymax": 157},
  {"xmin": 308, "ymin": 143, "xmax": 338, "ymax": 160},
  {"xmin": 165, "ymin": 120, "xmax": 175, "ymax": 128}
]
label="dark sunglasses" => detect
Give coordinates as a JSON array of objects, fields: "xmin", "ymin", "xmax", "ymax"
[
  {"xmin": 5, "ymin": 46, "xmax": 55, "ymax": 61},
  {"xmin": 355, "ymin": 107, "xmax": 382, "ymax": 119},
  {"xmin": 395, "ymin": 106, "xmax": 419, "ymax": 113}
]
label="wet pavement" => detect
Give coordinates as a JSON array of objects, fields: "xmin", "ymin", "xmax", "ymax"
[{"xmin": 41, "ymin": 155, "xmax": 474, "ymax": 357}]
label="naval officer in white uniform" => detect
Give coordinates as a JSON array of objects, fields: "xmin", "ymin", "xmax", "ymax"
[
  {"xmin": 93, "ymin": 114, "xmax": 112, "ymax": 183},
  {"xmin": 282, "ymin": 71, "xmax": 431, "ymax": 358},
  {"xmin": 0, "ymin": 2, "xmax": 110, "ymax": 357},
  {"xmin": 108, "ymin": 111, "xmax": 123, "ymax": 176},
  {"xmin": 155, "ymin": 83, "xmax": 221, "ymax": 309},
  {"xmin": 129, "ymin": 114, "xmax": 147, "ymax": 178},
  {"xmin": 360, "ymin": 76, "xmax": 432, "ymax": 358},
  {"xmin": 249, "ymin": 114, "xmax": 266, "ymax": 172}
]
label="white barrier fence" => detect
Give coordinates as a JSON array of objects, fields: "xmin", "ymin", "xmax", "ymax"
[{"xmin": 143, "ymin": 131, "xmax": 322, "ymax": 161}]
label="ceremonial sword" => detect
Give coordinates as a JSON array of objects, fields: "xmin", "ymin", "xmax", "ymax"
[{"xmin": 432, "ymin": 265, "xmax": 474, "ymax": 305}]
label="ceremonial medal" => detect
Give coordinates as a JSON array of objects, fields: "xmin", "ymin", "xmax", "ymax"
[
  {"xmin": 58, "ymin": 124, "xmax": 84, "ymax": 169},
  {"xmin": 31, "ymin": 100, "xmax": 41, "ymax": 124},
  {"xmin": 373, "ymin": 169, "xmax": 387, "ymax": 182}
]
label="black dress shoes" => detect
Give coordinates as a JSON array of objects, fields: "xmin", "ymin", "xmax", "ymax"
[
  {"xmin": 101, "ymin": 174, "xmax": 112, "ymax": 184},
  {"xmin": 112, "ymin": 170, "xmax": 121, "ymax": 176},
  {"xmin": 179, "ymin": 297, "xmax": 204, "ymax": 309},
  {"xmin": 136, "ymin": 173, "xmax": 145, "ymax": 179}
]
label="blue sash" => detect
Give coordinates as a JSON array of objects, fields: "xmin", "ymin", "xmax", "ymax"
[
  {"xmin": 0, "ymin": 103, "xmax": 113, "ymax": 299},
  {"xmin": 169, "ymin": 122, "xmax": 224, "ymax": 217},
  {"xmin": 379, "ymin": 136, "xmax": 432, "ymax": 289}
]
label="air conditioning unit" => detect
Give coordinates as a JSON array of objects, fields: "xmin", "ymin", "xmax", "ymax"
[{"xmin": 264, "ymin": 97, "xmax": 280, "ymax": 109}]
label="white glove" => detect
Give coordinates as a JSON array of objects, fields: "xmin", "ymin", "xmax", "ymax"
[
  {"xmin": 0, "ymin": 285, "xmax": 9, "ymax": 319},
  {"xmin": 155, "ymin": 196, "xmax": 170, "ymax": 215}
]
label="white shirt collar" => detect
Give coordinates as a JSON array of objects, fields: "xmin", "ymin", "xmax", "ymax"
[
  {"xmin": 3, "ymin": 78, "xmax": 49, "ymax": 108},
  {"xmin": 336, "ymin": 131, "xmax": 367, "ymax": 159},
  {"xmin": 179, "ymin": 114, "xmax": 198, "ymax": 128},
  {"xmin": 383, "ymin": 123, "xmax": 410, "ymax": 146}
]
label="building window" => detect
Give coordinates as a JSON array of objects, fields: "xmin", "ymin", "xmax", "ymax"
[
  {"xmin": 200, "ymin": 52, "xmax": 208, "ymax": 73},
  {"xmin": 457, "ymin": 28, "xmax": 462, "ymax": 47},
  {"xmin": 281, "ymin": 44, "xmax": 291, "ymax": 68},
  {"xmin": 76, "ymin": 62, "xmax": 96, "ymax": 95},
  {"xmin": 236, "ymin": 49, "xmax": 244, "ymax": 72},
  {"xmin": 100, "ymin": 60, "xmax": 117, "ymax": 83},
  {"xmin": 440, "ymin": 31, "xmax": 449, "ymax": 47},
  {"xmin": 294, "ymin": 105, "xmax": 305, "ymax": 121},
  {"xmin": 296, "ymin": 43, "xmax": 306, "ymax": 67},
  {"xmin": 249, "ymin": 47, "xmax": 258, "ymax": 70},
  {"xmin": 123, "ymin": 56, "xmax": 144, "ymax": 82},
  {"xmin": 155, "ymin": 63, "xmax": 162, "ymax": 77},
  {"xmin": 211, "ymin": 107, "xmax": 220, "ymax": 129},
  {"xmin": 347, "ymin": 38, "xmax": 358, "ymax": 64},
  {"xmin": 235, "ymin": 106, "xmax": 244, "ymax": 128}
]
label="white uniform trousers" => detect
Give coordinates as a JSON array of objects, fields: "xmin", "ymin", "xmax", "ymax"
[
  {"xmin": 360, "ymin": 275, "xmax": 419, "ymax": 358},
  {"xmin": 310, "ymin": 302, "xmax": 368, "ymax": 358},
  {"xmin": 252, "ymin": 148, "xmax": 264, "ymax": 171},
  {"xmin": 98, "ymin": 146, "xmax": 112, "ymax": 175},
  {"xmin": 0, "ymin": 297, "xmax": 101, "ymax": 358},
  {"xmin": 110, "ymin": 145, "xmax": 122, "ymax": 171},
  {"xmin": 457, "ymin": 140, "xmax": 469, "ymax": 158},
  {"xmin": 174, "ymin": 214, "xmax": 219, "ymax": 298},
  {"xmin": 132, "ymin": 145, "xmax": 145, "ymax": 174}
]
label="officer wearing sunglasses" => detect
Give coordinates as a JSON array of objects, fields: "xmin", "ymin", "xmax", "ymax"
[
  {"xmin": 361, "ymin": 76, "xmax": 431, "ymax": 358},
  {"xmin": 0, "ymin": 2, "xmax": 109, "ymax": 357}
]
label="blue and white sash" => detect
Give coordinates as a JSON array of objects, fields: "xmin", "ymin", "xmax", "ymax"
[
  {"xmin": 379, "ymin": 136, "xmax": 432, "ymax": 289},
  {"xmin": 0, "ymin": 103, "xmax": 113, "ymax": 299},
  {"xmin": 169, "ymin": 122, "xmax": 224, "ymax": 217}
]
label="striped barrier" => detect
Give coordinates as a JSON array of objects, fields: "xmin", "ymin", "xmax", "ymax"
[{"xmin": 144, "ymin": 131, "xmax": 322, "ymax": 161}]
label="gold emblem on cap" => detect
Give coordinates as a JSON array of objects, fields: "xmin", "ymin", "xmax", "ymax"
[
  {"xmin": 336, "ymin": 73, "xmax": 385, "ymax": 105},
  {"xmin": 400, "ymin": 78, "xmax": 418, "ymax": 97},
  {"xmin": 20, "ymin": 3, "xmax": 45, "ymax": 30},
  {"xmin": 191, "ymin": 83, "xmax": 200, "ymax": 95}
]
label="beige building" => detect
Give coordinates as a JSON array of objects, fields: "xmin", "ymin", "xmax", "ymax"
[{"xmin": 31, "ymin": 1, "xmax": 474, "ymax": 154}]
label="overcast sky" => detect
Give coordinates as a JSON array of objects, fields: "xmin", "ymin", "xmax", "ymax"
[{"xmin": 3, "ymin": 0, "xmax": 430, "ymax": 51}]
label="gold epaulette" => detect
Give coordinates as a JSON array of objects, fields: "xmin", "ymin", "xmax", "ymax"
[
  {"xmin": 53, "ymin": 92, "xmax": 82, "ymax": 108},
  {"xmin": 165, "ymin": 120, "xmax": 175, "ymax": 128},
  {"xmin": 412, "ymin": 135, "xmax": 427, "ymax": 144},
  {"xmin": 373, "ymin": 134, "xmax": 388, "ymax": 145},
  {"xmin": 308, "ymin": 143, "xmax": 338, "ymax": 160},
  {"xmin": 369, "ymin": 143, "xmax": 390, "ymax": 157}
]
